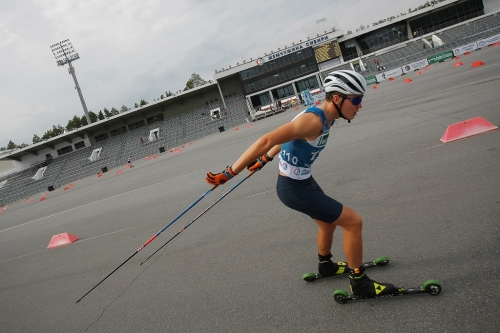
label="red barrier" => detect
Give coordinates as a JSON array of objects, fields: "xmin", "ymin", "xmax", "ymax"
[
  {"xmin": 471, "ymin": 61, "xmax": 485, "ymax": 68},
  {"xmin": 440, "ymin": 117, "xmax": 498, "ymax": 143},
  {"xmin": 47, "ymin": 233, "xmax": 79, "ymax": 249}
]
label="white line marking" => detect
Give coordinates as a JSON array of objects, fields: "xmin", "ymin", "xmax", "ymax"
[
  {"xmin": 0, "ymin": 170, "xmax": 204, "ymax": 234},
  {"xmin": 0, "ymin": 226, "xmax": 138, "ymax": 263}
]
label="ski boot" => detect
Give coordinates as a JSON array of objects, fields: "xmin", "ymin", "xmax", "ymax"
[
  {"xmin": 349, "ymin": 267, "xmax": 398, "ymax": 297},
  {"xmin": 318, "ymin": 253, "xmax": 347, "ymax": 278}
]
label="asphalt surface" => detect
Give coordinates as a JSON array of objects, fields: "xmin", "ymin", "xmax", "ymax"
[{"xmin": 0, "ymin": 45, "xmax": 499, "ymax": 333}]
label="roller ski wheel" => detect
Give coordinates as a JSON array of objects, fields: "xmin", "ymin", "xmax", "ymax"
[
  {"xmin": 332, "ymin": 279, "xmax": 442, "ymax": 304},
  {"xmin": 302, "ymin": 256, "xmax": 390, "ymax": 282}
]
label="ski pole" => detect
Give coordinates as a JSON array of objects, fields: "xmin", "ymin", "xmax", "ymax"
[
  {"xmin": 140, "ymin": 170, "xmax": 257, "ymax": 266},
  {"xmin": 76, "ymin": 185, "xmax": 217, "ymax": 304}
]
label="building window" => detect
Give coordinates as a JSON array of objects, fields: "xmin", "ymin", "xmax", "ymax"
[
  {"xmin": 241, "ymin": 58, "xmax": 318, "ymax": 94},
  {"xmin": 239, "ymin": 48, "xmax": 315, "ymax": 83},
  {"xmin": 274, "ymin": 85, "xmax": 295, "ymax": 99},
  {"xmin": 358, "ymin": 23, "xmax": 407, "ymax": 52},
  {"xmin": 296, "ymin": 77, "xmax": 319, "ymax": 92},
  {"xmin": 110, "ymin": 126, "xmax": 127, "ymax": 137},
  {"xmin": 409, "ymin": 0, "xmax": 483, "ymax": 35},
  {"xmin": 94, "ymin": 133, "xmax": 109, "ymax": 142},
  {"xmin": 147, "ymin": 113, "xmax": 164, "ymax": 125},
  {"xmin": 74, "ymin": 141, "xmax": 86, "ymax": 150},
  {"xmin": 128, "ymin": 120, "xmax": 146, "ymax": 130},
  {"xmin": 57, "ymin": 145, "xmax": 74, "ymax": 156}
]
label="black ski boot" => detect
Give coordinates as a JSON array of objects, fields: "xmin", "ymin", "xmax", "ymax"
[
  {"xmin": 318, "ymin": 253, "xmax": 347, "ymax": 277},
  {"xmin": 349, "ymin": 267, "xmax": 397, "ymax": 297}
]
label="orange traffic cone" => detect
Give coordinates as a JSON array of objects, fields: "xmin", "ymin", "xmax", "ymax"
[{"xmin": 471, "ymin": 61, "xmax": 485, "ymax": 68}]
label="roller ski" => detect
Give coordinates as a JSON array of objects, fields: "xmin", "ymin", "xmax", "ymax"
[
  {"xmin": 333, "ymin": 279, "xmax": 442, "ymax": 304},
  {"xmin": 302, "ymin": 255, "xmax": 390, "ymax": 282}
]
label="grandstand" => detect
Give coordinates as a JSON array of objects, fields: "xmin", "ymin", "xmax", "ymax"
[
  {"xmin": 1, "ymin": 0, "xmax": 499, "ymax": 206},
  {"xmin": 356, "ymin": 9, "xmax": 500, "ymax": 78},
  {"xmin": 0, "ymin": 92, "xmax": 248, "ymax": 206}
]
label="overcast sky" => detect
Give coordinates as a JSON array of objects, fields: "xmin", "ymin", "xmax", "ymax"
[{"xmin": 0, "ymin": 0, "xmax": 426, "ymax": 148}]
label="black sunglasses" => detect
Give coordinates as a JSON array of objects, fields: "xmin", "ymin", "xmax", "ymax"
[
  {"xmin": 333, "ymin": 94, "xmax": 363, "ymax": 106},
  {"xmin": 343, "ymin": 95, "xmax": 363, "ymax": 106}
]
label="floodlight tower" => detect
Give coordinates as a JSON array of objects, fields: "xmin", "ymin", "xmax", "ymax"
[{"xmin": 50, "ymin": 39, "xmax": 91, "ymax": 124}]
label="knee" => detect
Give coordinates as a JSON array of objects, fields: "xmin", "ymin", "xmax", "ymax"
[
  {"xmin": 335, "ymin": 207, "xmax": 363, "ymax": 231},
  {"xmin": 351, "ymin": 213, "xmax": 363, "ymax": 231}
]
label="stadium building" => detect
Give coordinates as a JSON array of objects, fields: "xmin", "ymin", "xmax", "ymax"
[{"xmin": 1, "ymin": 0, "xmax": 499, "ymax": 205}]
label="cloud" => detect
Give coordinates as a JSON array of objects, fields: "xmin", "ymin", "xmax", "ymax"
[{"xmin": 0, "ymin": 0, "xmax": 425, "ymax": 147}]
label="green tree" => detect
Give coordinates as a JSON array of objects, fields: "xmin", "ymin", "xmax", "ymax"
[
  {"xmin": 67, "ymin": 115, "xmax": 82, "ymax": 130},
  {"xmin": 41, "ymin": 129, "xmax": 53, "ymax": 141},
  {"xmin": 52, "ymin": 125, "xmax": 65, "ymax": 137},
  {"xmin": 98, "ymin": 110, "xmax": 105, "ymax": 120},
  {"xmin": 184, "ymin": 73, "xmax": 207, "ymax": 91},
  {"xmin": 166, "ymin": 91, "xmax": 173, "ymax": 97},
  {"xmin": 120, "ymin": 105, "xmax": 129, "ymax": 113},
  {"xmin": 88, "ymin": 111, "xmax": 98, "ymax": 123},
  {"xmin": 110, "ymin": 107, "xmax": 119, "ymax": 115},
  {"xmin": 32, "ymin": 134, "xmax": 41, "ymax": 144},
  {"xmin": 103, "ymin": 107, "xmax": 112, "ymax": 118},
  {"xmin": 81, "ymin": 115, "xmax": 88, "ymax": 126},
  {"xmin": 134, "ymin": 103, "xmax": 139, "ymax": 108},
  {"xmin": 7, "ymin": 140, "xmax": 16, "ymax": 149},
  {"xmin": 139, "ymin": 99, "xmax": 148, "ymax": 106},
  {"xmin": 39, "ymin": 125, "xmax": 63, "ymax": 141},
  {"xmin": 66, "ymin": 118, "xmax": 75, "ymax": 131},
  {"xmin": 184, "ymin": 80, "xmax": 194, "ymax": 91}
]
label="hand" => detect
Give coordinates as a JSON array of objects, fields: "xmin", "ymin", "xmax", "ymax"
[
  {"xmin": 247, "ymin": 154, "xmax": 273, "ymax": 171},
  {"xmin": 206, "ymin": 166, "xmax": 237, "ymax": 185}
]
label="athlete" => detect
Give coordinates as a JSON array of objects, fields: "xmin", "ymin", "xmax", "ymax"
[{"xmin": 205, "ymin": 70, "xmax": 396, "ymax": 297}]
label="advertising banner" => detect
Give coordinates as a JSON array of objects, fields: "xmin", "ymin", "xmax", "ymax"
[
  {"xmin": 453, "ymin": 42, "xmax": 478, "ymax": 56},
  {"xmin": 476, "ymin": 34, "xmax": 500, "ymax": 48},
  {"xmin": 375, "ymin": 73, "xmax": 385, "ymax": 82},
  {"xmin": 313, "ymin": 92, "xmax": 326, "ymax": 103},
  {"xmin": 376, "ymin": 67, "xmax": 404, "ymax": 82},
  {"xmin": 402, "ymin": 58, "xmax": 429, "ymax": 73},
  {"xmin": 427, "ymin": 50, "xmax": 454, "ymax": 64},
  {"xmin": 301, "ymin": 90, "xmax": 314, "ymax": 106},
  {"xmin": 365, "ymin": 75, "xmax": 377, "ymax": 86}
]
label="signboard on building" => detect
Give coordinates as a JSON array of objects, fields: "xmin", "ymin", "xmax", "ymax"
[
  {"xmin": 314, "ymin": 40, "xmax": 342, "ymax": 63},
  {"xmin": 263, "ymin": 32, "xmax": 339, "ymax": 63}
]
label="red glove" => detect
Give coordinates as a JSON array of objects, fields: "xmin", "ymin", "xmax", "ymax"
[
  {"xmin": 206, "ymin": 166, "xmax": 237, "ymax": 185},
  {"xmin": 247, "ymin": 154, "xmax": 273, "ymax": 171}
]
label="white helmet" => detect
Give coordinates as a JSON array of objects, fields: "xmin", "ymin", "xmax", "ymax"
[{"xmin": 323, "ymin": 70, "xmax": 366, "ymax": 95}]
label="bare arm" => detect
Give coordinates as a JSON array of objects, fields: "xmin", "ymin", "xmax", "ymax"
[{"xmin": 231, "ymin": 113, "xmax": 323, "ymax": 174}]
